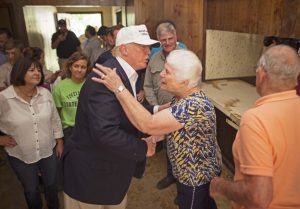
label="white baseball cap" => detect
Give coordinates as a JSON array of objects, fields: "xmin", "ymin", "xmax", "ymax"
[{"xmin": 115, "ymin": 24, "xmax": 159, "ymax": 47}]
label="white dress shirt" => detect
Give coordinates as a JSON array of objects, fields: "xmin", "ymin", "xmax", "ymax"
[
  {"xmin": 116, "ymin": 56, "xmax": 159, "ymax": 112},
  {"xmin": 116, "ymin": 56, "xmax": 138, "ymax": 98},
  {"xmin": 0, "ymin": 86, "xmax": 63, "ymax": 163}
]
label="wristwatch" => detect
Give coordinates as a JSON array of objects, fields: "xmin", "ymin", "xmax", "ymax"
[{"xmin": 114, "ymin": 84, "xmax": 125, "ymax": 94}]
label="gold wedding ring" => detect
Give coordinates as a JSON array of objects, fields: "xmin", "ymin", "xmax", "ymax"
[{"xmin": 101, "ymin": 74, "xmax": 106, "ymax": 79}]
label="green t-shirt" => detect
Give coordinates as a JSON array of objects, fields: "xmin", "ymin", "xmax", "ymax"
[{"xmin": 52, "ymin": 78, "xmax": 84, "ymax": 129}]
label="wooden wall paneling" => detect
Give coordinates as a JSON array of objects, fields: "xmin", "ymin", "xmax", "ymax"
[
  {"xmin": 237, "ymin": 1, "xmax": 254, "ymax": 33},
  {"xmin": 201, "ymin": 0, "xmax": 207, "ymax": 79},
  {"xmin": 162, "ymin": 0, "xmax": 205, "ymax": 59},
  {"xmin": 255, "ymin": 0, "xmax": 273, "ymax": 35},
  {"xmin": 206, "ymin": 0, "xmax": 215, "ymax": 30},
  {"xmin": 231, "ymin": 1, "xmax": 243, "ymax": 32},
  {"xmin": 206, "ymin": 0, "xmax": 300, "ymax": 37},
  {"xmin": 280, "ymin": 0, "xmax": 300, "ymax": 37},
  {"xmin": 221, "ymin": 0, "xmax": 232, "ymax": 31},
  {"xmin": 133, "ymin": 0, "xmax": 205, "ymax": 61},
  {"xmin": 293, "ymin": 3, "xmax": 300, "ymax": 36},
  {"xmin": 0, "ymin": 3, "xmax": 16, "ymax": 36},
  {"xmin": 272, "ymin": 0, "xmax": 284, "ymax": 35},
  {"xmin": 257, "ymin": 0, "xmax": 292, "ymax": 36},
  {"xmin": 134, "ymin": 0, "xmax": 164, "ymax": 39},
  {"xmin": 14, "ymin": 1, "xmax": 28, "ymax": 45},
  {"xmin": 215, "ymin": 0, "xmax": 226, "ymax": 30},
  {"xmin": 224, "ymin": 0, "xmax": 235, "ymax": 31},
  {"xmin": 191, "ymin": 0, "xmax": 206, "ymax": 60},
  {"xmin": 163, "ymin": 0, "xmax": 190, "ymax": 47},
  {"xmin": 247, "ymin": 1, "xmax": 259, "ymax": 34}
]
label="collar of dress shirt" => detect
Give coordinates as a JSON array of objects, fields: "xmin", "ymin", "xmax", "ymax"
[
  {"xmin": 3, "ymin": 85, "xmax": 43, "ymax": 99},
  {"xmin": 116, "ymin": 56, "xmax": 138, "ymax": 87}
]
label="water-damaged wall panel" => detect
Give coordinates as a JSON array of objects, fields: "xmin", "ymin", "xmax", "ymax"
[{"xmin": 205, "ymin": 30, "xmax": 263, "ymax": 80}]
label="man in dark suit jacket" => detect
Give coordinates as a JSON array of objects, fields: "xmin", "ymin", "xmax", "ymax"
[{"xmin": 62, "ymin": 24, "xmax": 159, "ymax": 209}]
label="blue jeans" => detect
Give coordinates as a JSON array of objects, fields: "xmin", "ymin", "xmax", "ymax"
[
  {"xmin": 176, "ymin": 181, "xmax": 217, "ymax": 209},
  {"xmin": 9, "ymin": 154, "xmax": 59, "ymax": 209}
]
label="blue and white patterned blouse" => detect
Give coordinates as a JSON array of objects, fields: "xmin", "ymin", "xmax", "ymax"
[{"xmin": 167, "ymin": 91, "xmax": 222, "ymax": 186}]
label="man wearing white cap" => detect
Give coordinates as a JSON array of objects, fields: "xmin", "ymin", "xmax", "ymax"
[{"xmin": 62, "ymin": 25, "xmax": 159, "ymax": 209}]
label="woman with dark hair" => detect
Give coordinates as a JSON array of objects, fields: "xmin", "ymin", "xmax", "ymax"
[
  {"xmin": 23, "ymin": 47, "xmax": 60, "ymax": 87},
  {"xmin": 0, "ymin": 57, "xmax": 63, "ymax": 209},
  {"xmin": 52, "ymin": 51, "xmax": 90, "ymax": 141}
]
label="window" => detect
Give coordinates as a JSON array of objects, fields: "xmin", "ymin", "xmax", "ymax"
[{"xmin": 57, "ymin": 13, "xmax": 103, "ymax": 37}]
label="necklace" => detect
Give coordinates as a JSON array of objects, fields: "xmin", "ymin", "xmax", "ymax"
[{"xmin": 16, "ymin": 87, "xmax": 36, "ymax": 98}]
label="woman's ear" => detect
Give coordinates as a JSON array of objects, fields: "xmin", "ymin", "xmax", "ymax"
[{"xmin": 181, "ymin": 79, "xmax": 189, "ymax": 86}]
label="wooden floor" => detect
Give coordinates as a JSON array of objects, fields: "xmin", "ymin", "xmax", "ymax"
[
  {"xmin": 127, "ymin": 149, "xmax": 232, "ymax": 209},
  {"xmin": 0, "ymin": 148, "xmax": 232, "ymax": 209},
  {"xmin": 0, "ymin": 148, "xmax": 28, "ymax": 209}
]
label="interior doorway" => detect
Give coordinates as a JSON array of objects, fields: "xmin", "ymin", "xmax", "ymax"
[
  {"xmin": 23, "ymin": 6, "xmax": 59, "ymax": 71},
  {"xmin": 56, "ymin": 12, "xmax": 103, "ymax": 44},
  {"xmin": 23, "ymin": 5, "xmax": 125, "ymax": 72}
]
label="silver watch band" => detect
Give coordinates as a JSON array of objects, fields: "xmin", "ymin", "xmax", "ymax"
[{"xmin": 114, "ymin": 84, "xmax": 125, "ymax": 94}]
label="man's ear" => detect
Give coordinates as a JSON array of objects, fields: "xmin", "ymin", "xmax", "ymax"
[
  {"xmin": 124, "ymin": 46, "xmax": 128, "ymax": 55},
  {"xmin": 120, "ymin": 45, "xmax": 128, "ymax": 56},
  {"xmin": 256, "ymin": 66, "xmax": 267, "ymax": 86}
]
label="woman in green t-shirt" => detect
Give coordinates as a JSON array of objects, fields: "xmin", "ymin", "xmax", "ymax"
[{"xmin": 53, "ymin": 51, "xmax": 90, "ymax": 142}]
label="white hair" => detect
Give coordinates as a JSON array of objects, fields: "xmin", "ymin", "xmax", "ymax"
[
  {"xmin": 166, "ymin": 49, "xmax": 202, "ymax": 88},
  {"xmin": 258, "ymin": 45, "xmax": 300, "ymax": 89},
  {"xmin": 156, "ymin": 22, "xmax": 177, "ymax": 38}
]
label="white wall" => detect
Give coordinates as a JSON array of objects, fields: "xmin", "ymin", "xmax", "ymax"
[{"xmin": 23, "ymin": 6, "xmax": 59, "ymax": 72}]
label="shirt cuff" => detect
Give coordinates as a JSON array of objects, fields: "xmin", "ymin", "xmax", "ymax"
[{"xmin": 153, "ymin": 105, "xmax": 159, "ymax": 113}]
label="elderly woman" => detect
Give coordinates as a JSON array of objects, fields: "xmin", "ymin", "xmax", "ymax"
[
  {"xmin": 0, "ymin": 57, "xmax": 63, "ymax": 209},
  {"xmin": 92, "ymin": 49, "xmax": 222, "ymax": 209}
]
